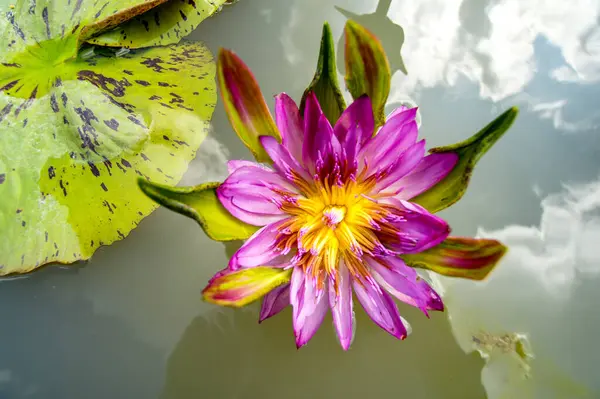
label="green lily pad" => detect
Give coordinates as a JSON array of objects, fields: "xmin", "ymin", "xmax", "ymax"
[
  {"xmin": 412, "ymin": 107, "xmax": 519, "ymax": 214},
  {"xmin": 0, "ymin": 2, "xmax": 218, "ymax": 275},
  {"xmin": 86, "ymin": 0, "xmax": 229, "ymax": 49}
]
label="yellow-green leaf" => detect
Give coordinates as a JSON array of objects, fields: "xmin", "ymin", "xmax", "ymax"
[
  {"xmin": 0, "ymin": 2, "xmax": 217, "ymax": 275},
  {"xmin": 344, "ymin": 19, "xmax": 391, "ymax": 127},
  {"xmin": 412, "ymin": 107, "xmax": 519, "ymax": 213},
  {"xmin": 217, "ymin": 48, "xmax": 279, "ymax": 163},
  {"xmin": 402, "ymin": 237, "xmax": 507, "ymax": 281},
  {"xmin": 137, "ymin": 179, "xmax": 259, "ymax": 241},
  {"xmin": 299, "ymin": 22, "xmax": 346, "ymax": 125},
  {"xmin": 85, "ymin": 0, "xmax": 230, "ymax": 49},
  {"xmin": 202, "ymin": 266, "xmax": 292, "ymax": 308}
]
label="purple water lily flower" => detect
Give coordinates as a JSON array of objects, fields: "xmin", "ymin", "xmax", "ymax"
[{"xmin": 203, "ymin": 92, "xmax": 459, "ymax": 349}]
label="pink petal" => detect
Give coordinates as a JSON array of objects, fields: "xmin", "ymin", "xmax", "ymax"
[
  {"xmin": 372, "ymin": 140, "xmax": 426, "ymax": 192},
  {"xmin": 275, "ymin": 93, "xmax": 304, "ymax": 162},
  {"xmin": 227, "ymin": 160, "xmax": 264, "ymax": 174},
  {"xmin": 291, "ymin": 267, "xmax": 328, "ymax": 348},
  {"xmin": 217, "ymin": 165, "xmax": 296, "ymax": 226},
  {"xmin": 418, "ymin": 279, "xmax": 444, "ymax": 311},
  {"xmin": 386, "ymin": 106, "xmax": 417, "ymax": 124},
  {"xmin": 328, "ymin": 264, "xmax": 354, "ymax": 350},
  {"xmin": 229, "ymin": 220, "xmax": 289, "ymax": 270},
  {"xmin": 388, "ymin": 152, "xmax": 459, "ymax": 200},
  {"xmin": 367, "ymin": 256, "xmax": 433, "ymax": 316},
  {"xmin": 352, "ymin": 278, "xmax": 408, "ymax": 340},
  {"xmin": 302, "ymin": 92, "xmax": 326, "ymax": 174},
  {"xmin": 379, "ymin": 199, "xmax": 450, "ymax": 254},
  {"xmin": 334, "ymin": 95, "xmax": 375, "ymax": 150},
  {"xmin": 358, "ymin": 108, "xmax": 418, "ymax": 171},
  {"xmin": 259, "ymin": 283, "xmax": 291, "ymax": 322},
  {"xmin": 260, "ymin": 135, "xmax": 312, "ymax": 183}
]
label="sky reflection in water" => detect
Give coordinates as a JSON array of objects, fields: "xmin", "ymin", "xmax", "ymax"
[{"xmin": 0, "ymin": 0, "xmax": 599, "ymax": 398}]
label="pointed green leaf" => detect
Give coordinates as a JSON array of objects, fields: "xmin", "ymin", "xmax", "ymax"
[
  {"xmin": 402, "ymin": 237, "xmax": 507, "ymax": 280},
  {"xmin": 217, "ymin": 48, "xmax": 280, "ymax": 163},
  {"xmin": 344, "ymin": 19, "xmax": 391, "ymax": 127},
  {"xmin": 412, "ymin": 107, "xmax": 519, "ymax": 213},
  {"xmin": 0, "ymin": 4, "xmax": 217, "ymax": 275},
  {"xmin": 202, "ymin": 266, "xmax": 292, "ymax": 308},
  {"xmin": 299, "ymin": 22, "xmax": 346, "ymax": 125},
  {"xmin": 137, "ymin": 179, "xmax": 259, "ymax": 241},
  {"xmin": 86, "ymin": 0, "xmax": 230, "ymax": 49}
]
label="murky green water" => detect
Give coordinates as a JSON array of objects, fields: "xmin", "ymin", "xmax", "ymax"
[{"xmin": 2, "ymin": 0, "xmax": 599, "ymax": 398}]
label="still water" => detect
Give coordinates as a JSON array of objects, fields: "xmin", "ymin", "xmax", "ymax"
[{"xmin": 2, "ymin": 0, "xmax": 600, "ymax": 398}]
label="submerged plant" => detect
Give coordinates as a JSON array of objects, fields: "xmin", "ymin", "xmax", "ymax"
[
  {"xmin": 139, "ymin": 20, "xmax": 518, "ymax": 349},
  {"xmin": 0, "ymin": 0, "xmax": 231, "ymax": 274}
]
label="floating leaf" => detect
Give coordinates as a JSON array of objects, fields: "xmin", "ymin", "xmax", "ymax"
[
  {"xmin": 344, "ymin": 19, "xmax": 391, "ymax": 127},
  {"xmin": 202, "ymin": 266, "xmax": 292, "ymax": 307},
  {"xmin": 86, "ymin": 0, "xmax": 230, "ymax": 49},
  {"xmin": 412, "ymin": 107, "xmax": 519, "ymax": 214},
  {"xmin": 217, "ymin": 49, "xmax": 279, "ymax": 163},
  {"xmin": 0, "ymin": 3, "xmax": 218, "ymax": 274},
  {"xmin": 402, "ymin": 237, "xmax": 507, "ymax": 280},
  {"xmin": 299, "ymin": 22, "xmax": 346, "ymax": 125},
  {"xmin": 137, "ymin": 179, "xmax": 259, "ymax": 241}
]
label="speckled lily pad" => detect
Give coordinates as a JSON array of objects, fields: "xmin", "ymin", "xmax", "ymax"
[
  {"xmin": 0, "ymin": 1, "xmax": 218, "ymax": 275},
  {"xmin": 86, "ymin": 0, "xmax": 229, "ymax": 49}
]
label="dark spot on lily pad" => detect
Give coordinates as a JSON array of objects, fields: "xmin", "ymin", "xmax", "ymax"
[
  {"xmin": 104, "ymin": 119, "xmax": 119, "ymax": 131},
  {"xmin": 0, "ymin": 103, "xmax": 13, "ymax": 122},
  {"xmin": 59, "ymin": 179, "xmax": 67, "ymax": 196},
  {"xmin": 121, "ymin": 158, "xmax": 132, "ymax": 168},
  {"xmin": 179, "ymin": 10, "xmax": 188, "ymax": 21},
  {"xmin": 127, "ymin": 115, "xmax": 146, "ymax": 128},
  {"xmin": 48, "ymin": 166, "xmax": 55, "ymax": 179},
  {"xmin": 78, "ymin": 70, "xmax": 128, "ymax": 97},
  {"xmin": 135, "ymin": 80, "xmax": 150, "ymax": 86},
  {"xmin": 0, "ymin": 174, "xmax": 5, "ymax": 184},
  {"xmin": 141, "ymin": 57, "xmax": 166, "ymax": 73},
  {"xmin": 149, "ymin": 95, "xmax": 161, "ymax": 101},
  {"xmin": 50, "ymin": 94, "xmax": 59, "ymax": 112},
  {"xmin": 88, "ymin": 162, "xmax": 100, "ymax": 177},
  {"xmin": 100, "ymin": 182, "xmax": 108, "ymax": 192},
  {"xmin": 42, "ymin": 7, "xmax": 51, "ymax": 38}
]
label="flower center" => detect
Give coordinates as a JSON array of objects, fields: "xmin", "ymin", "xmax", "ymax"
[{"xmin": 322, "ymin": 205, "xmax": 346, "ymax": 228}]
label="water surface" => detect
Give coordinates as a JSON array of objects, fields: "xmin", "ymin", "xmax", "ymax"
[{"xmin": 1, "ymin": 0, "xmax": 599, "ymax": 398}]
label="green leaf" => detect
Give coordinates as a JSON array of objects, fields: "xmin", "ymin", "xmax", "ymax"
[
  {"xmin": 344, "ymin": 19, "xmax": 391, "ymax": 128},
  {"xmin": 412, "ymin": 107, "xmax": 519, "ymax": 213},
  {"xmin": 217, "ymin": 48, "xmax": 280, "ymax": 163},
  {"xmin": 299, "ymin": 22, "xmax": 346, "ymax": 125},
  {"xmin": 0, "ymin": 3, "xmax": 218, "ymax": 275},
  {"xmin": 137, "ymin": 179, "xmax": 259, "ymax": 241},
  {"xmin": 402, "ymin": 237, "xmax": 507, "ymax": 281},
  {"xmin": 202, "ymin": 266, "xmax": 292, "ymax": 308},
  {"xmin": 86, "ymin": 0, "xmax": 230, "ymax": 49}
]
